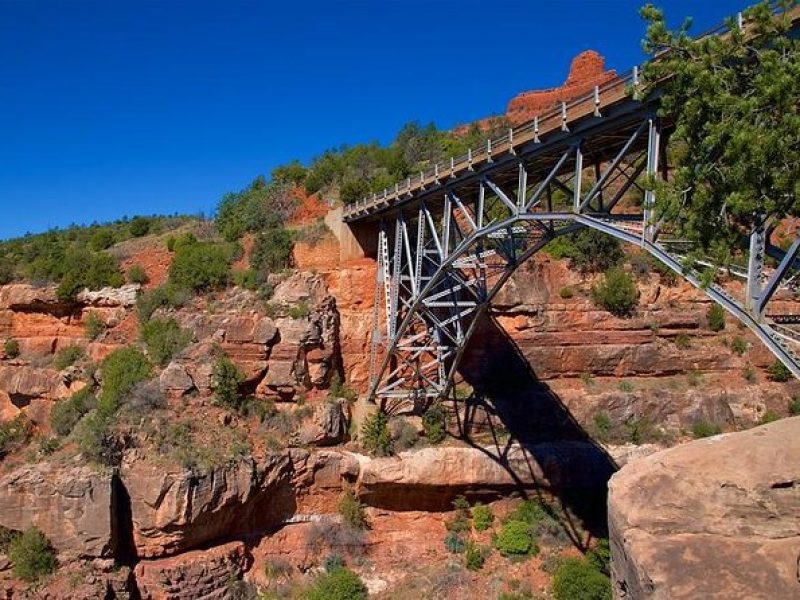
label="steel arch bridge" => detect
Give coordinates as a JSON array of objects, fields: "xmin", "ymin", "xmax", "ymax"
[{"xmin": 342, "ymin": 9, "xmax": 800, "ymax": 407}]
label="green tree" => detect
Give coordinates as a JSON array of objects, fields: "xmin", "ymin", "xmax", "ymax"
[
  {"xmin": 551, "ymin": 556, "xmax": 611, "ymax": 600},
  {"xmin": 306, "ymin": 566, "xmax": 368, "ymax": 600},
  {"xmin": 141, "ymin": 318, "xmax": 192, "ymax": 366},
  {"xmin": 361, "ymin": 410, "xmax": 392, "ymax": 456},
  {"xmin": 591, "ymin": 267, "xmax": 639, "ymax": 316},
  {"xmin": 8, "ymin": 527, "xmax": 56, "ymax": 583},
  {"xmin": 271, "ymin": 160, "xmax": 308, "ymax": 185},
  {"xmin": 493, "ymin": 520, "xmax": 538, "ymax": 558},
  {"xmin": 3, "ymin": 338, "xmax": 20, "ymax": 358},
  {"xmin": 421, "ymin": 403, "xmax": 446, "ymax": 443},
  {"xmin": 50, "ymin": 387, "xmax": 96, "ymax": 436},
  {"xmin": 707, "ymin": 304, "xmax": 726, "ymax": 332},
  {"xmin": 129, "ymin": 216, "xmax": 151, "ymax": 237},
  {"xmin": 250, "ymin": 227, "xmax": 295, "ymax": 274},
  {"xmin": 213, "ymin": 355, "xmax": 244, "ymax": 410},
  {"xmin": 640, "ymin": 1, "xmax": 800, "ymax": 252},
  {"xmin": 99, "ymin": 347, "xmax": 152, "ymax": 413},
  {"xmin": 168, "ymin": 239, "xmax": 231, "ymax": 292},
  {"xmin": 563, "ymin": 229, "xmax": 623, "ymax": 273}
]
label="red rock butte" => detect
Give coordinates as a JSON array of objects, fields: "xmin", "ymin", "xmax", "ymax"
[{"xmin": 506, "ymin": 50, "xmax": 618, "ymax": 125}]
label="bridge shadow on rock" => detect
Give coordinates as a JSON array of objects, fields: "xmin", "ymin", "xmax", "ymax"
[{"xmin": 452, "ymin": 313, "xmax": 618, "ymax": 548}]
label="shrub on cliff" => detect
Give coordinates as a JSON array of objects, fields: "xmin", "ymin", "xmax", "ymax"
[
  {"xmin": 422, "ymin": 402, "xmax": 446, "ymax": 444},
  {"xmin": 306, "ymin": 566, "xmax": 367, "ymax": 600},
  {"xmin": 212, "ymin": 355, "xmax": 244, "ymax": 411},
  {"xmin": 767, "ymin": 359, "xmax": 792, "ymax": 383},
  {"xmin": 707, "ymin": 304, "xmax": 726, "ymax": 332},
  {"xmin": 136, "ymin": 283, "xmax": 190, "ymax": 322},
  {"xmin": 51, "ymin": 387, "xmax": 97, "ymax": 436},
  {"xmin": 493, "ymin": 519, "xmax": 538, "ymax": 558},
  {"xmin": 360, "ymin": 410, "xmax": 392, "ymax": 456},
  {"xmin": 168, "ymin": 238, "xmax": 232, "ymax": 292},
  {"xmin": 3, "ymin": 337, "xmax": 20, "ymax": 359},
  {"xmin": 216, "ymin": 177, "xmax": 296, "ymax": 242},
  {"xmin": 464, "ymin": 541, "xmax": 489, "ymax": 571},
  {"xmin": 338, "ymin": 488, "xmax": 367, "ymax": 530},
  {"xmin": 551, "ymin": 556, "xmax": 611, "ymax": 600},
  {"xmin": 129, "ymin": 216, "xmax": 151, "ymax": 237},
  {"xmin": 591, "ymin": 267, "xmax": 638, "ymax": 316},
  {"xmin": 99, "ymin": 347, "xmax": 152, "ymax": 413},
  {"xmin": 8, "ymin": 527, "xmax": 56, "ymax": 583},
  {"xmin": 55, "ymin": 249, "xmax": 125, "ymax": 302},
  {"xmin": 471, "ymin": 502, "xmax": 494, "ymax": 532},
  {"xmin": 250, "ymin": 227, "xmax": 295, "ymax": 275},
  {"xmin": 0, "ymin": 414, "xmax": 33, "ymax": 458},
  {"xmin": 140, "ymin": 317, "xmax": 192, "ymax": 366},
  {"xmin": 127, "ymin": 264, "xmax": 149, "ymax": 285},
  {"xmin": 83, "ymin": 312, "xmax": 105, "ymax": 341},
  {"xmin": 53, "ymin": 344, "xmax": 83, "ymax": 370}
]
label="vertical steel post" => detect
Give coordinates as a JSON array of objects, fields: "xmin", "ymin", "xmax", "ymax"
[
  {"xmin": 643, "ymin": 118, "xmax": 660, "ymax": 242},
  {"xmin": 573, "ymin": 144, "xmax": 583, "ymax": 212},
  {"xmin": 746, "ymin": 222, "xmax": 766, "ymax": 314}
]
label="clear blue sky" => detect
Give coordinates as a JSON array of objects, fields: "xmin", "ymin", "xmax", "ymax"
[{"xmin": 0, "ymin": 0, "xmax": 746, "ymax": 240}]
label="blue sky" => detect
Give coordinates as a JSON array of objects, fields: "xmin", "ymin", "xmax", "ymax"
[{"xmin": 0, "ymin": 0, "xmax": 746, "ymax": 240}]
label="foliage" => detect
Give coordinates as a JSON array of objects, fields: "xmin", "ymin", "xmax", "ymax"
[
  {"xmin": 250, "ymin": 227, "xmax": 295, "ymax": 275},
  {"xmin": 53, "ymin": 344, "xmax": 83, "ymax": 370},
  {"xmin": 99, "ymin": 347, "xmax": 152, "ymax": 413},
  {"xmin": 136, "ymin": 283, "xmax": 190, "ymax": 322},
  {"xmin": 471, "ymin": 502, "xmax": 494, "ymax": 532},
  {"xmin": 0, "ymin": 414, "xmax": 33, "ymax": 458},
  {"xmin": 8, "ymin": 527, "xmax": 57, "ymax": 583},
  {"xmin": 731, "ymin": 336, "xmax": 748, "ymax": 355},
  {"xmin": 338, "ymin": 488, "xmax": 367, "ymax": 530},
  {"xmin": 168, "ymin": 237, "xmax": 232, "ymax": 292},
  {"xmin": 767, "ymin": 359, "xmax": 792, "ymax": 382},
  {"xmin": 551, "ymin": 556, "xmax": 611, "ymax": 600},
  {"xmin": 231, "ymin": 268, "xmax": 258, "ymax": 290},
  {"xmin": 444, "ymin": 531, "xmax": 466, "ymax": 554},
  {"xmin": 445, "ymin": 495, "xmax": 471, "ymax": 533},
  {"xmin": 559, "ymin": 286, "xmax": 574, "ymax": 299},
  {"xmin": 586, "ymin": 539, "xmax": 611, "ymax": 576},
  {"xmin": 271, "ymin": 160, "xmax": 307, "ymax": 185},
  {"xmin": 84, "ymin": 312, "xmax": 105, "ymax": 340},
  {"xmin": 140, "ymin": 317, "xmax": 192, "ymax": 366},
  {"xmin": 674, "ymin": 333, "xmax": 691, "ymax": 349},
  {"xmin": 305, "ymin": 566, "xmax": 368, "ymax": 600},
  {"xmin": 707, "ymin": 304, "xmax": 726, "ymax": 332},
  {"xmin": 50, "ymin": 387, "xmax": 97, "ymax": 436},
  {"xmin": 692, "ymin": 419, "xmax": 722, "ymax": 438},
  {"xmin": 129, "ymin": 216, "xmax": 151, "ymax": 237},
  {"xmin": 493, "ymin": 520, "xmax": 538, "ymax": 558},
  {"xmin": 464, "ymin": 541, "xmax": 488, "ymax": 571},
  {"xmin": 287, "ymin": 301, "xmax": 310, "ymax": 319},
  {"xmin": 562, "ymin": 229, "xmax": 624, "ymax": 273},
  {"xmin": 639, "ymin": 1, "xmax": 800, "ymax": 252},
  {"xmin": 127, "ymin": 264, "xmax": 149, "ymax": 285},
  {"xmin": 215, "ymin": 177, "xmax": 296, "ymax": 242},
  {"xmin": 789, "ymin": 395, "xmax": 800, "ymax": 416},
  {"xmin": 421, "ymin": 403, "xmax": 446, "ymax": 443},
  {"xmin": 3, "ymin": 337, "xmax": 20, "ymax": 359},
  {"xmin": 591, "ymin": 267, "xmax": 638, "ymax": 316},
  {"xmin": 0, "ymin": 216, "xmax": 188, "ymax": 293},
  {"xmin": 360, "ymin": 410, "xmax": 392, "ymax": 456},
  {"xmin": 760, "ymin": 410, "xmax": 779, "ymax": 425},
  {"xmin": 213, "ymin": 355, "xmax": 245, "ymax": 411},
  {"xmin": 593, "ymin": 412, "xmax": 612, "ymax": 442},
  {"xmin": 329, "ymin": 372, "xmax": 358, "ymax": 402}
]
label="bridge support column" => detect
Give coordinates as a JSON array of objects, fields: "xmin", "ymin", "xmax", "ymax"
[{"xmin": 642, "ymin": 118, "xmax": 660, "ymax": 242}]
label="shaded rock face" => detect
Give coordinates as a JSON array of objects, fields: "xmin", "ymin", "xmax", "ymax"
[
  {"xmin": 134, "ymin": 541, "xmax": 249, "ymax": 600},
  {"xmin": 121, "ymin": 454, "xmax": 294, "ymax": 558},
  {"xmin": 296, "ymin": 399, "xmax": 349, "ymax": 446},
  {"xmin": 0, "ymin": 461, "xmax": 115, "ymax": 559},
  {"xmin": 608, "ymin": 417, "xmax": 800, "ymax": 599}
]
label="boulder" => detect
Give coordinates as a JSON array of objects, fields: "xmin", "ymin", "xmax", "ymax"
[
  {"xmin": 296, "ymin": 400, "xmax": 348, "ymax": 446},
  {"xmin": 159, "ymin": 362, "xmax": 194, "ymax": 396},
  {"xmin": 0, "ymin": 461, "xmax": 115, "ymax": 559},
  {"xmin": 76, "ymin": 284, "xmax": 140, "ymax": 307},
  {"xmin": 608, "ymin": 417, "xmax": 800, "ymax": 599},
  {"xmin": 134, "ymin": 541, "xmax": 249, "ymax": 600},
  {"xmin": 121, "ymin": 454, "xmax": 294, "ymax": 558}
]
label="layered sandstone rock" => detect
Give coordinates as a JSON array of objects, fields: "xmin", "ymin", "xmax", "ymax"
[
  {"xmin": 0, "ymin": 461, "xmax": 115, "ymax": 559},
  {"xmin": 608, "ymin": 417, "xmax": 800, "ymax": 599},
  {"xmin": 134, "ymin": 541, "xmax": 250, "ymax": 600},
  {"xmin": 121, "ymin": 454, "xmax": 294, "ymax": 558}
]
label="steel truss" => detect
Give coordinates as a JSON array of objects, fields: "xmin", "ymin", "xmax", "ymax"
[{"xmin": 362, "ymin": 105, "xmax": 800, "ymax": 407}]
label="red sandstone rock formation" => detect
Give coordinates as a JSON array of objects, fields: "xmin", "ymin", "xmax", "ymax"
[
  {"xmin": 609, "ymin": 417, "xmax": 800, "ymax": 599},
  {"xmin": 506, "ymin": 50, "xmax": 618, "ymax": 125}
]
